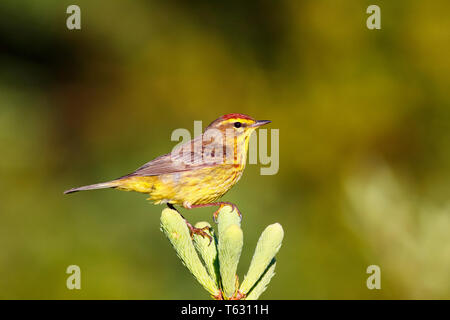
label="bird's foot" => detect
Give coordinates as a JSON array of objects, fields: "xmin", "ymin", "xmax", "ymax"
[
  {"xmin": 213, "ymin": 203, "xmax": 242, "ymax": 223},
  {"xmin": 185, "ymin": 221, "xmax": 212, "ymax": 245}
]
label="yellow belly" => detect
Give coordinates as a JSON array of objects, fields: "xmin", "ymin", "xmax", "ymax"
[{"xmin": 116, "ymin": 164, "xmax": 244, "ymax": 206}]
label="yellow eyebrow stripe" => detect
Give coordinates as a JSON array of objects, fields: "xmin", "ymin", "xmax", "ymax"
[{"xmin": 221, "ymin": 118, "xmax": 254, "ymax": 125}]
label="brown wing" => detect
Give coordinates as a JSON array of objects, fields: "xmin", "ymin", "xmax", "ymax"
[{"xmin": 122, "ymin": 133, "xmax": 233, "ymax": 177}]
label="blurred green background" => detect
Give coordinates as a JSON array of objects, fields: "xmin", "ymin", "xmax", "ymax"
[{"xmin": 1, "ymin": 0, "xmax": 449, "ymax": 299}]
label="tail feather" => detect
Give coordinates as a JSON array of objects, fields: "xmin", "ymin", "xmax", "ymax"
[{"xmin": 64, "ymin": 181, "xmax": 118, "ymax": 194}]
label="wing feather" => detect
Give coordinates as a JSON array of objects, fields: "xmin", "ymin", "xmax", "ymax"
[{"xmin": 122, "ymin": 134, "xmax": 233, "ymax": 177}]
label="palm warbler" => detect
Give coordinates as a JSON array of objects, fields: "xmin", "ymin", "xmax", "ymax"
[{"xmin": 64, "ymin": 113, "xmax": 271, "ymax": 238}]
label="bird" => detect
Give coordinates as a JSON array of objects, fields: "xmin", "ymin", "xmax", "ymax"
[{"xmin": 64, "ymin": 113, "xmax": 271, "ymax": 239}]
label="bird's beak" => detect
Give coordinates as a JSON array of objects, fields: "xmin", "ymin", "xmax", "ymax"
[{"xmin": 251, "ymin": 120, "xmax": 271, "ymax": 128}]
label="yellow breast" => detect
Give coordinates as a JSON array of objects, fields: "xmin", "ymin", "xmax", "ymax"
[{"xmin": 117, "ymin": 164, "xmax": 245, "ymax": 206}]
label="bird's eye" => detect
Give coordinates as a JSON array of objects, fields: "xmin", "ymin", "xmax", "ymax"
[{"xmin": 234, "ymin": 122, "xmax": 242, "ymax": 128}]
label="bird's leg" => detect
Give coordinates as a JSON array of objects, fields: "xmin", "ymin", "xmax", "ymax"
[
  {"xmin": 166, "ymin": 204, "xmax": 212, "ymax": 244},
  {"xmin": 185, "ymin": 202, "xmax": 242, "ymax": 223}
]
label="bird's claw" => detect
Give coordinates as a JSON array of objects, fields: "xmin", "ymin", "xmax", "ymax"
[{"xmin": 187, "ymin": 224, "xmax": 213, "ymax": 245}]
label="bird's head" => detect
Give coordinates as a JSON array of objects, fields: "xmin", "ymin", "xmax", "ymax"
[
  {"xmin": 206, "ymin": 113, "xmax": 271, "ymax": 139},
  {"xmin": 204, "ymin": 114, "xmax": 271, "ymax": 161}
]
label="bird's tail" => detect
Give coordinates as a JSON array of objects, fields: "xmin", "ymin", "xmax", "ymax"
[{"xmin": 64, "ymin": 180, "xmax": 120, "ymax": 194}]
